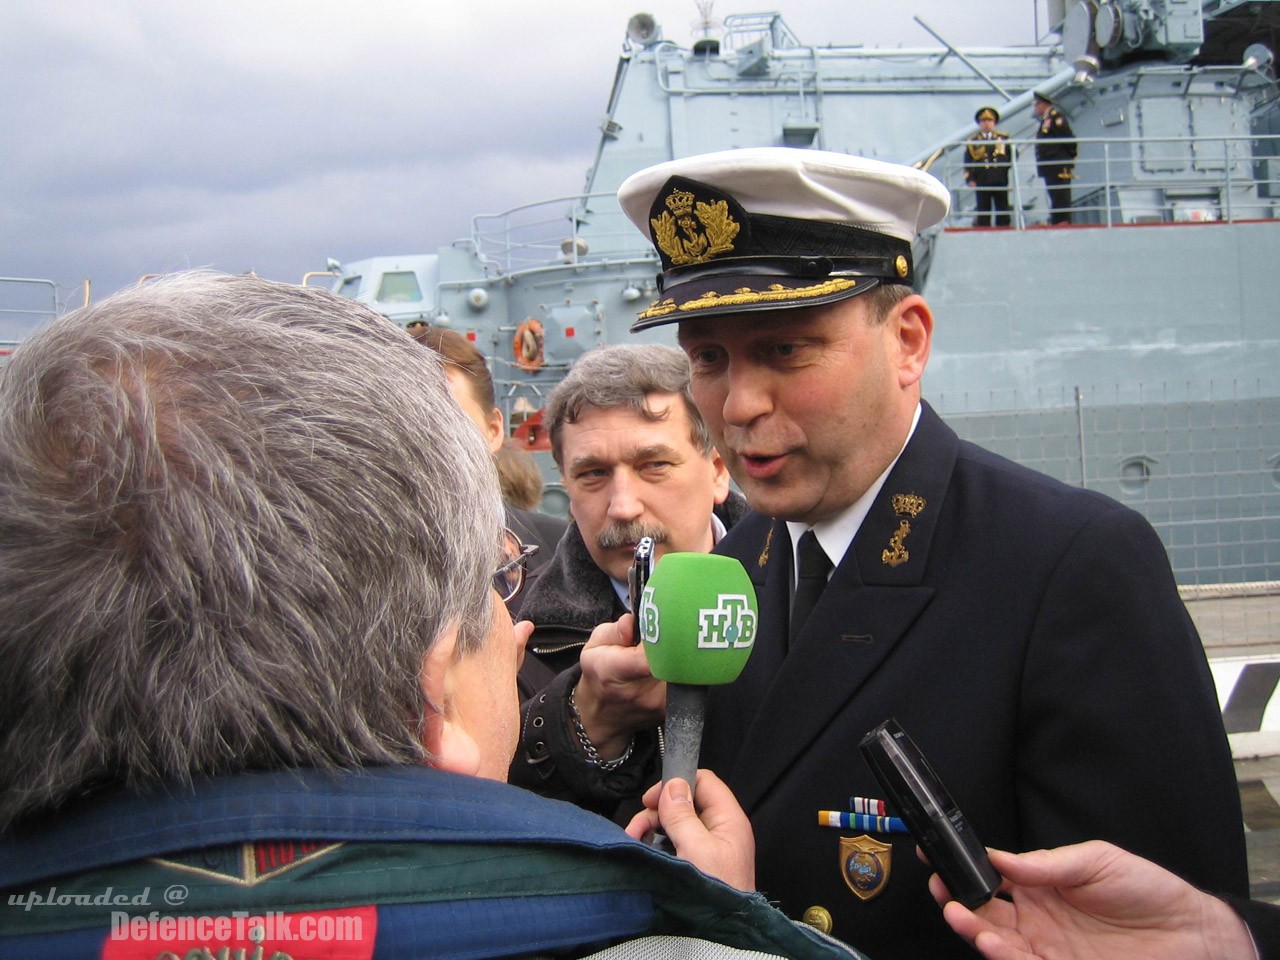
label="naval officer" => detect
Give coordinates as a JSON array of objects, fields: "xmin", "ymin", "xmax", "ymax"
[
  {"xmin": 614, "ymin": 147, "xmax": 1247, "ymax": 959},
  {"xmin": 1034, "ymin": 92, "xmax": 1078, "ymax": 223},
  {"xmin": 964, "ymin": 106, "xmax": 1012, "ymax": 227}
]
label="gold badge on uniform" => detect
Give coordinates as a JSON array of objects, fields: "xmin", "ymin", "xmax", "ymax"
[
  {"xmin": 840, "ymin": 834, "xmax": 892, "ymax": 900},
  {"xmin": 882, "ymin": 492, "xmax": 926, "ymax": 567},
  {"xmin": 757, "ymin": 526, "xmax": 774, "ymax": 567}
]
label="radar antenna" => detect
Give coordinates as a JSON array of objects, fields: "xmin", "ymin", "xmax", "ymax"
[
  {"xmin": 691, "ymin": 0, "xmax": 722, "ymax": 55},
  {"xmin": 694, "ymin": 1, "xmax": 716, "ymax": 37}
]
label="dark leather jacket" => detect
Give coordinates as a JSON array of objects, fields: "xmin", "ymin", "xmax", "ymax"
[{"xmin": 509, "ymin": 493, "xmax": 749, "ymax": 816}]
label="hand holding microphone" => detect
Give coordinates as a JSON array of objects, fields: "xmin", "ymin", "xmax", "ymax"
[
  {"xmin": 625, "ymin": 768, "xmax": 757, "ymax": 891},
  {"xmin": 635, "ymin": 552, "xmax": 758, "ymax": 850}
]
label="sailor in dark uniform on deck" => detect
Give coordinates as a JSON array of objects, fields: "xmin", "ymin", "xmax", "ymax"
[
  {"xmin": 964, "ymin": 106, "xmax": 1011, "ymax": 227},
  {"xmin": 1034, "ymin": 91, "xmax": 1078, "ymax": 224}
]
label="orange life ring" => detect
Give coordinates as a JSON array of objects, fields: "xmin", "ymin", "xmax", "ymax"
[{"xmin": 514, "ymin": 318, "xmax": 545, "ymax": 371}]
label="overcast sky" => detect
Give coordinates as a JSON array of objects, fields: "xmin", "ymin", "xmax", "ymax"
[{"xmin": 4, "ymin": 1, "xmax": 1040, "ymax": 311}]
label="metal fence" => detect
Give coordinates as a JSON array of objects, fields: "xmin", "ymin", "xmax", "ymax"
[
  {"xmin": 933, "ymin": 132, "xmax": 1280, "ymax": 229},
  {"xmin": 933, "ymin": 383, "xmax": 1280, "ymax": 586}
]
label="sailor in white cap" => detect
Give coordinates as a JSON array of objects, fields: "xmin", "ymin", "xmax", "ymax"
[{"xmin": 603, "ymin": 147, "xmax": 1246, "ymax": 960}]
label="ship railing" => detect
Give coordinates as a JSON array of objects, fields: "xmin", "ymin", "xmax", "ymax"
[
  {"xmin": 718, "ymin": 13, "xmax": 804, "ymax": 52},
  {"xmin": 932, "ymin": 131, "xmax": 1280, "ymax": 229},
  {"xmin": 0, "ymin": 277, "xmax": 64, "ymax": 360},
  {"xmin": 464, "ymin": 131, "xmax": 1280, "ymax": 273},
  {"xmin": 468, "ymin": 191, "xmax": 654, "ymax": 277}
]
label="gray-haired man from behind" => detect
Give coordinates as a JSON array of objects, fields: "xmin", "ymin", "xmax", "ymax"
[
  {"xmin": 0, "ymin": 272, "xmax": 859, "ymax": 959},
  {"xmin": 509, "ymin": 343, "xmax": 748, "ymax": 819}
]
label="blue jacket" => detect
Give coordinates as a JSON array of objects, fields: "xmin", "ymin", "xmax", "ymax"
[{"xmin": 0, "ymin": 766, "xmax": 861, "ymax": 960}]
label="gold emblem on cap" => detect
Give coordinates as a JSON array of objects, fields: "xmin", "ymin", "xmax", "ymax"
[
  {"xmin": 840, "ymin": 835, "xmax": 892, "ymax": 901},
  {"xmin": 651, "ymin": 187, "xmax": 740, "ymax": 266},
  {"xmin": 664, "ymin": 188, "xmax": 695, "ymax": 217},
  {"xmin": 894, "ymin": 254, "xmax": 909, "ymax": 278},
  {"xmin": 801, "ymin": 906, "xmax": 833, "ymax": 934}
]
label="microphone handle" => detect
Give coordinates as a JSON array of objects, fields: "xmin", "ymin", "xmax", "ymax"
[{"xmin": 651, "ymin": 683, "xmax": 708, "ymax": 853}]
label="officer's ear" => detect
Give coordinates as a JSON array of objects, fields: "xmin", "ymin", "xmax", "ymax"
[{"xmin": 886, "ymin": 293, "xmax": 933, "ymax": 389}]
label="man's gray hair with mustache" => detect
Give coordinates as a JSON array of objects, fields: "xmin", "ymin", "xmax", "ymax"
[{"xmin": 545, "ymin": 344, "xmax": 713, "ymax": 469}]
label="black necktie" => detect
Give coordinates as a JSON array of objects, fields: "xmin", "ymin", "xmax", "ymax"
[{"xmin": 790, "ymin": 530, "xmax": 831, "ymax": 647}]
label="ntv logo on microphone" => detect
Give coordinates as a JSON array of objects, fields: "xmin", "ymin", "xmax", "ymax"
[{"xmin": 637, "ymin": 586, "xmax": 756, "ymax": 649}]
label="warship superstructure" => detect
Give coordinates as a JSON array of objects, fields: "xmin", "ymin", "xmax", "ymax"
[{"xmin": 318, "ymin": 1, "xmax": 1280, "ymax": 585}]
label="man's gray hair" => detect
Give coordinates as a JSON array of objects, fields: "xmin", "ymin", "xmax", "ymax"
[
  {"xmin": 0, "ymin": 272, "xmax": 502, "ymax": 829},
  {"xmin": 545, "ymin": 344, "xmax": 712, "ymax": 467}
]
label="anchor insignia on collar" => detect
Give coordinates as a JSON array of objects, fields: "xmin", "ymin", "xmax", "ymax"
[{"xmin": 881, "ymin": 493, "xmax": 926, "ymax": 568}]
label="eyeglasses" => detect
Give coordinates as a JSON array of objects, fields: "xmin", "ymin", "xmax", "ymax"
[{"xmin": 493, "ymin": 528, "xmax": 539, "ymax": 603}]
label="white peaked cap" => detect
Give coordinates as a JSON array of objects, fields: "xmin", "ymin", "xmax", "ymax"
[
  {"xmin": 616, "ymin": 148, "xmax": 950, "ymax": 331},
  {"xmin": 618, "ymin": 147, "xmax": 950, "ymax": 242}
]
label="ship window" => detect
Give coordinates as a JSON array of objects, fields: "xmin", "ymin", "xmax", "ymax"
[
  {"xmin": 376, "ymin": 271, "xmax": 422, "ymax": 303},
  {"xmin": 337, "ymin": 275, "xmax": 362, "ymax": 299},
  {"xmin": 1268, "ymin": 453, "xmax": 1280, "ymax": 489},
  {"xmin": 1118, "ymin": 455, "xmax": 1153, "ymax": 495}
]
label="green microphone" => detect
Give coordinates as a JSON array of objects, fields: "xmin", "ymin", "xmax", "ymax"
[{"xmin": 637, "ymin": 552, "xmax": 758, "ymax": 824}]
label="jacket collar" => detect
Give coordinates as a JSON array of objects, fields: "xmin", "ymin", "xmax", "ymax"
[
  {"xmin": 0, "ymin": 766, "xmax": 640, "ymax": 889},
  {"xmin": 712, "ymin": 404, "xmax": 956, "ymax": 810}
]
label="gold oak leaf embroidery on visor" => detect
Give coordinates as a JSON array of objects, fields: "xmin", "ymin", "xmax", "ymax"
[{"xmin": 637, "ymin": 278, "xmax": 859, "ymax": 321}]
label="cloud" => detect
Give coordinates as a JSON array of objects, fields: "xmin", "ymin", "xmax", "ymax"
[{"xmin": 1, "ymin": 0, "xmax": 1034, "ymax": 304}]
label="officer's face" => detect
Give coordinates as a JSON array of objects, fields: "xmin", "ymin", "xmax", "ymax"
[
  {"xmin": 560, "ymin": 393, "xmax": 730, "ymax": 582},
  {"xmin": 979, "ymin": 117, "xmax": 996, "ymax": 133},
  {"xmin": 678, "ymin": 294, "xmax": 931, "ymax": 526}
]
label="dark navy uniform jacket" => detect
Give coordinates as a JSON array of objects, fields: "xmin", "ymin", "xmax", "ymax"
[
  {"xmin": 964, "ymin": 131, "xmax": 1011, "ymax": 187},
  {"xmin": 1035, "ymin": 106, "xmax": 1077, "ymax": 172},
  {"xmin": 705, "ymin": 401, "xmax": 1247, "ymax": 960}
]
